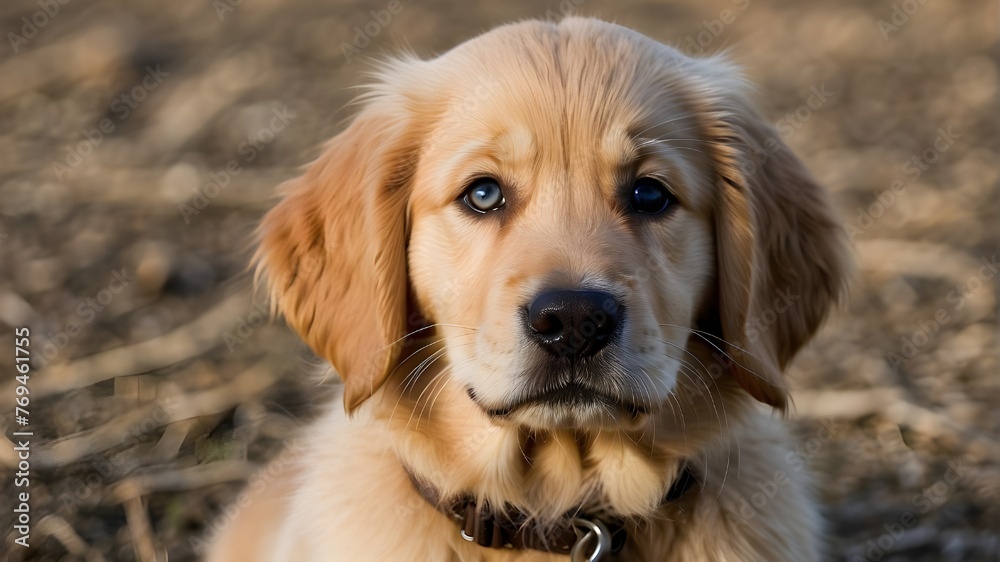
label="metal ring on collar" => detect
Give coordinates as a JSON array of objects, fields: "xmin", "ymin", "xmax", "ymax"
[{"xmin": 570, "ymin": 517, "xmax": 612, "ymax": 562}]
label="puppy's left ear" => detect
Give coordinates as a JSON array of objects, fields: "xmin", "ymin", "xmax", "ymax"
[{"xmin": 701, "ymin": 65, "xmax": 852, "ymax": 411}]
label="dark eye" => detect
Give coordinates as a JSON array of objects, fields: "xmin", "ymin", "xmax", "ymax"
[
  {"xmin": 629, "ymin": 177, "xmax": 675, "ymax": 215},
  {"xmin": 462, "ymin": 178, "xmax": 506, "ymax": 213}
]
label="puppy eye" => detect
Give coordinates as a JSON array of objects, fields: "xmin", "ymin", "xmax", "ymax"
[
  {"xmin": 629, "ymin": 177, "xmax": 676, "ymax": 215},
  {"xmin": 462, "ymin": 178, "xmax": 506, "ymax": 213}
]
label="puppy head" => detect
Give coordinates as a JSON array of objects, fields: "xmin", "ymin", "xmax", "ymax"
[{"xmin": 256, "ymin": 18, "xmax": 850, "ymax": 425}]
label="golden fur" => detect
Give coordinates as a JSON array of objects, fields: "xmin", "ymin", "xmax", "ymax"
[{"xmin": 208, "ymin": 17, "xmax": 850, "ymax": 562}]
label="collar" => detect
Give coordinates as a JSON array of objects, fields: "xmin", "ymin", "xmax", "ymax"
[{"xmin": 405, "ymin": 464, "xmax": 696, "ymax": 557}]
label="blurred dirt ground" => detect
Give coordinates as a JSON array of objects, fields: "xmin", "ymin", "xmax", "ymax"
[{"xmin": 0, "ymin": 0, "xmax": 997, "ymax": 560}]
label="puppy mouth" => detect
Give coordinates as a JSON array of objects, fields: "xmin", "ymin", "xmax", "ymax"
[{"xmin": 470, "ymin": 383, "xmax": 647, "ymax": 419}]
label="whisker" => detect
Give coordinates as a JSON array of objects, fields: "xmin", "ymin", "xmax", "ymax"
[
  {"xmin": 421, "ymin": 366, "xmax": 456, "ymax": 422},
  {"xmin": 658, "ymin": 323, "xmax": 760, "ymax": 358},
  {"xmin": 658, "ymin": 324, "xmax": 774, "ymax": 387},
  {"xmin": 377, "ymin": 323, "xmax": 479, "ymax": 356},
  {"xmin": 402, "ymin": 346, "xmax": 449, "ymax": 391},
  {"xmin": 656, "ymin": 338, "xmax": 736, "ymax": 497},
  {"xmin": 391, "ymin": 338, "xmax": 450, "ymax": 381},
  {"xmin": 387, "ymin": 335, "xmax": 476, "ymax": 429},
  {"xmin": 662, "ymin": 344, "xmax": 730, "ymax": 421},
  {"xmin": 410, "ymin": 352, "xmax": 482, "ymax": 428},
  {"xmin": 390, "ymin": 347, "xmax": 449, "ymax": 429},
  {"xmin": 407, "ymin": 358, "xmax": 454, "ymax": 429}
]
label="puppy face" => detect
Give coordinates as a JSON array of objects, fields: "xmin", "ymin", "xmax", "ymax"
[
  {"xmin": 257, "ymin": 18, "xmax": 850, "ymax": 432},
  {"xmin": 406, "ymin": 54, "xmax": 717, "ymax": 429}
]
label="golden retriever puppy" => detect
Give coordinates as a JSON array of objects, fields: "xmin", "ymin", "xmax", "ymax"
[{"xmin": 207, "ymin": 17, "xmax": 850, "ymax": 562}]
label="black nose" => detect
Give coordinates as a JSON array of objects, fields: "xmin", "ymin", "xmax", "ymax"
[{"xmin": 526, "ymin": 290, "xmax": 623, "ymax": 360}]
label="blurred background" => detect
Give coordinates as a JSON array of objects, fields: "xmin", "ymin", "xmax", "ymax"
[{"xmin": 0, "ymin": 0, "xmax": 997, "ymax": 560}]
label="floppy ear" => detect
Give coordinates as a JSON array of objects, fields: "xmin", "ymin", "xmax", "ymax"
[
  {"xmin": 255, "ymin": 103, "xmax": 420, "ymax": 413},
  {"xmin": 703, "ymin": 74, "xmax": 851, "ymax": 411}
]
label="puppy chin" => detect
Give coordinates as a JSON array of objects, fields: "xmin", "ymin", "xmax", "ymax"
[
  {"xmin": 464, "ymin": 357, "xmax": 681, "ymax": 430},
  {"xmin": 472, "ymin": 384, "xmax": 655, "ymax": 430},
  {"xmin": 503, "ymin": 402, "xmax": 651, "ymax": 430}
]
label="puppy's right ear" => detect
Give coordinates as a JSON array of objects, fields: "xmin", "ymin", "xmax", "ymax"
[{"xmin": 255, "ymin": 101, "xmax": 420, "ymax": 413}]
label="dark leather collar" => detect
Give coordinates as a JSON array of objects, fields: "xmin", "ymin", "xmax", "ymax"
[{"xmin": 406, "ymin": 464, "xmax": 696, "ymax": 555}]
